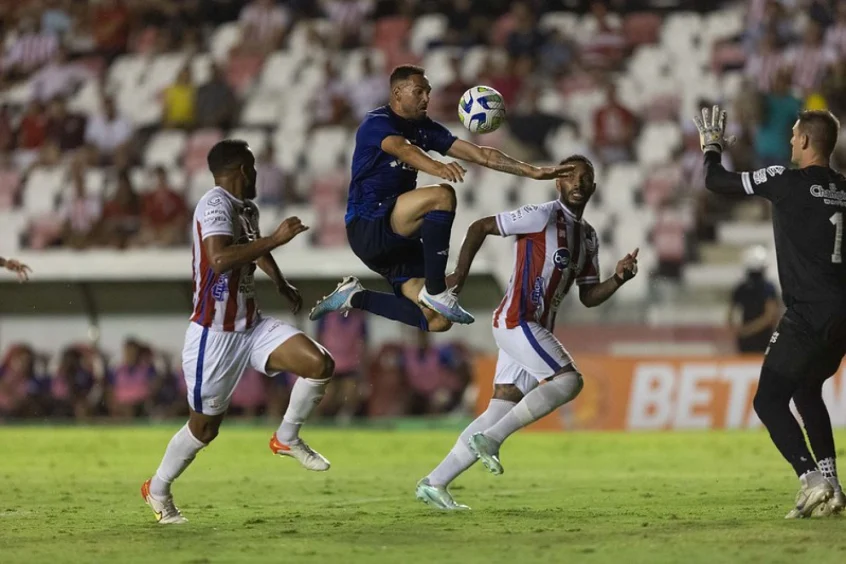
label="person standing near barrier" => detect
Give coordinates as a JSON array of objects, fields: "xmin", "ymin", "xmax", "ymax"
[{"xmin": 728, "ymin": 245, "xmax": 781, "ymax": 354}]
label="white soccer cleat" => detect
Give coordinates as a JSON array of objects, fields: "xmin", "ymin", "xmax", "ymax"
[
  {"xmin": 812, "ymin": 485, "xmax": 846, "ymax": 517},
  {"xmin": 269, "ymin": 433, "xmax": 330, "ymax": 471},
  {"xmin": 415, "ymin": 478, "xmax": 470, "ymax": 511},
  {"xmin": 418, "ymin": 287, "xmax": 474, "ymax": 325},
  {"xmin": 308, "ymin": 276, "xmax": 363, "ymax": 321},
  {"xmin": 785, "ymin": 470, "xmax": 833, "ymax": 519},
  {"xmin": 141, "ymin": 479, "xmax": 187, "ymax": 524},
  {"xmin": 468, "ymin": 432, "xmax": 504, "ymax": 475}
]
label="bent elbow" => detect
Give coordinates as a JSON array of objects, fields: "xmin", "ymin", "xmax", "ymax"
[{"xmin": 209, "ymin": 256, "xmax": 228, "ymax": 275}]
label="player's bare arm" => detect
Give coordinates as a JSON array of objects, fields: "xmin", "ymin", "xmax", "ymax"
[
  {"xmin": 0, "ymin": 256, "xmax": 32, "ymax": 282},
  {"xmin": 446, "ymin": 216, "xmax": 500, "ymax": 294},
  {"xmin": 381, "ymin": 135, "xmax": 466, "ymax": 183},
  {"xmin": 447, "ymin": 139, "xmax": 575, "ymax": 180},
  {"xmin": 579, "ymin": 248, "xmax": 639, "ymax": 308},
  {"xmin": 257, "ymin": 253, "xmax": 302, "ymax": 314},
  {"xmin": 204, "ymin": 217, "xmax": 308, "ymax": 275}
]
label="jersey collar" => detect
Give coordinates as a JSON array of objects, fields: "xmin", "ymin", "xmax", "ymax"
[
  {"xmin": 214, "ymin": 185, "xmax": 244, "ymax": 203},
  {"xmin": 556, "ymin": 200, "xmax": 583, "ymax": 222}
]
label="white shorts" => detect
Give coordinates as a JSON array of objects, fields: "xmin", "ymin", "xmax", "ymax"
[
  {"xmin": 492, "ymin": 322, "xmax": 574, "ymax": 395},
  {"xmin": 182, "ymin": 316, "xmax": 302, "ymax": 415}
]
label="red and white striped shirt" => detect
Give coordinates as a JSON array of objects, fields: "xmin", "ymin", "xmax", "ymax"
[
  {"xmin": 744, "ymin": 50, "xmax": 785, "ymax": 92},
  {"xmin": 825, "ymin": 23, "xmax": 846, "ymax": 56},
  {"xmin": 190, "ymin": 187, "xmax": 261, "ymax": 332},
  {"xmin": 784, "ymin": 44, "xmax": 836, "ymax": 93},
  {"xmin": 3, "ymin": 33, "xmax": 58, "ymax": 73},
  {"xmin": 492, "ymin": 201, "xmax": 600, "ymax": 331},
  {"xmin": 239, "ymin": 2, "xmax": 289, "ymax": 44}
]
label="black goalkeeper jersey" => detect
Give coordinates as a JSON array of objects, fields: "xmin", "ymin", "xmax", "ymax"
[{"xmin": 704, "ymin": 151, "xmax": 846, "ymax": 308}]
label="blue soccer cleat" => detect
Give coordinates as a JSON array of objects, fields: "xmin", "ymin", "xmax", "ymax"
[
  {"xmin": 309, "ymin": 276, "xmax": 363, "ymax": 321},
  {"xmin": 418, "ymin": 287, "xmax": 475, "ymax": 325}
]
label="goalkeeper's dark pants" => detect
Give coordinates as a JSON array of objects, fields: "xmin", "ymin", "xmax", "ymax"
[{"xmin": 752, "ymin": 306, "xmax": 846, "ymax": 478}]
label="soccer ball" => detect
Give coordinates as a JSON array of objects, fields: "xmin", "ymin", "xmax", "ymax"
[{"xmin": 458, "ymin": 86, "xmax": 506, "ymax": 134}]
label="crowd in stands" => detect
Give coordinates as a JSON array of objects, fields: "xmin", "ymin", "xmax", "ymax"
[{"xmin": 0, "ymin": 310, "xmax": 473, "ymax": 421}]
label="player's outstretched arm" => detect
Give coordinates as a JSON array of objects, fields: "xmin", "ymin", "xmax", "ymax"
[
  {"xmin": 579, "ymin": 249, "xmax": 638, "ymax": 307},
  {"xmin": 204, "ymin": 217, "xmax": 308, "ymax": 275},
  {"xmin": 693, "ymin": 105, "xmax": 748, "ymax": 196},
  {"xmin": 0, "ymin": 256, "xmax": 32, "ymax": 282},
  {"xmin": 257, "ymin": 253, "xmax": 303, "ymax": 314},
  {"xmin": 446, "ymin": 216, "xmax": 501, "ymax": 294},
  {"xmin": 446, "ymin": 139, "xmax": 574, "ymax": 180},
  {"xmin": 381, "ymin": 135, "xmax": 466, "ymax": 183}
]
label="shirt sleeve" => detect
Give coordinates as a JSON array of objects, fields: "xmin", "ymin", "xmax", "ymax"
[
  {"xmin": 425, "ymin": 119, "xmax": 457, "ymax": 155},
  {"xmin": 739, "ymin": 164, "xmax": 792, "ymax": 203},
  {"xmin": 495, "ymin": 203, "xmax": 552, "ymax": 236},
  {"xmin": 576, "ymin": 227, "xmax": 600, "ymax": 285},
  {"xmin": 200, "ymin": 194, "xmax": 235, "ymax": 239},
  {"xmin": 358, "ymin": 114, "xmax": 401, "ymax": 149}
]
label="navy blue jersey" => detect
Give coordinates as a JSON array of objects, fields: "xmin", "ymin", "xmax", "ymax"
[{"xmin": 345, "ymin": 105, "xmax": 457, "ymax": 223}]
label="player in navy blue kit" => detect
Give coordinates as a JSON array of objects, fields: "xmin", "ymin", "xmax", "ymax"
[
  {"xmin": 695, "ymin": 105, "xmax": 846, "ymax": 518},
  {"xmin": 309, "ymin": 65, "xmax": 573, "ymax": 332}
]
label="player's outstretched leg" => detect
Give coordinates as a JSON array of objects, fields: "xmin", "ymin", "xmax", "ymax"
[
  {"xmin": 793, "ymin": 377, "xmax": 846, "ymax": 516},
  {"xmin": 469, "ymin": 369, "xmax": 583, "ymax": 476},
  {"xmin": 143, "ymin": 411, "xmax": 222, "ymax": 524},
  {"xmin": 753, "ymin": 366, "xmax": 833, "ymax": 518},
  {"xmin": 268, "ymin": 334, "xmax": 334, "ymax": 471},
  {"xmin": 417, "ymin": 392, "xmax": 518, "ymax": 510}
]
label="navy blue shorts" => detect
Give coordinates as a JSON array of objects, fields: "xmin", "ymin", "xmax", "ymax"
[{"xmin": 346, "ymin": 202, "xmax": 424, "ymax": 296}]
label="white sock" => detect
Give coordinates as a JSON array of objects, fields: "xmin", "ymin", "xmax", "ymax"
[
  {"xmin": 150, "ymin": 423, "xmax": 206, "ymax": 498},
  {"xmin": 276, "ymin": 377, "xmax": 330, "ymax": 443},
  {"xmin": 427, "ymin": 398, "xmax": 515, "ymax": 487},
  {"xmin": 485, "ymin": 372, "xmax": 583, "ymax": 444},
  {"xmin": 819, "ymin": 457, "xmax": 840, "ymax": 489}
]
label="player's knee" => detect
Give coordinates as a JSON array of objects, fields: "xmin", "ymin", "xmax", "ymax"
[
  {"xmin": 305, "ymin": 349, "xmax": 335, "ymax": 380},
  {"xmin": 428, "ymin": 183, "xmax": 457, "ymax": 212},
  {"xmin": 189, "ymin": 419, "xmax": 220, "ymax": 444},
  {"xmin": 493, "ymin": 384, "xmax": 524, "ymax": 403},
  {"xmin": 427, "ymin": 315, "xmax": 453, "ymax": 333}
]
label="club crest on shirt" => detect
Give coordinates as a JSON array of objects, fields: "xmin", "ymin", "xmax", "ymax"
[{"xmin": 553, "ymin": 247, "xmax": 571, "ymax": 270}]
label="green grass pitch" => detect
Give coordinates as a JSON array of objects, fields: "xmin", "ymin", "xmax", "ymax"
[{"xmin": 2, "ymin": 426, "xmax": 846, "ymax": 563}]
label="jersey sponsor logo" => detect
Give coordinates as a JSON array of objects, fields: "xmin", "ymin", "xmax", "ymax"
[
  {"xmin": 204, "ymin": 206, "xmax": 229, "ymax": 225},
  {"xmin": 212, "ymin": 274, "xmax": 229, "ymax": 301},
  {"xmin": 767, "ymin": 166, "xmax": 785, "ymax": 177},
  {"xmin": 751, "ymin": 166, "xmax": 785, "ymax": 185},
  {"xmin": 208, "ymin": 195, "xmax": 224, "ymax": 207},
  {"xmin": 389, "ymin": 159, "xmax": 417, "ymax": 172},
  {"xmin": 810, "ymin": 184, "xmax": 846, "ymax": 206},
  {"xmin": 552, "ymin": 247, "xmax": 571, "ymax": 270},
  {"xmin": 239, "ymin": 273, "xmax": 256, "ymax": 297},
  {"xmin": 530, "ymin": 276, "xmax": 545, "ymax": 305},
  {"xmin": 509, "ymin": 204, "xmax": 539, "ymax": 222}
]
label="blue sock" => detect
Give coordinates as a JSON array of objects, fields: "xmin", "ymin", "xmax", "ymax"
[
  {"xmin": 421, "ymin": 210, "xmax": 455, "ymax": 295},
  {"xmin": 351, "ymin": 290, "xmax": 429, "ymax": 330}
]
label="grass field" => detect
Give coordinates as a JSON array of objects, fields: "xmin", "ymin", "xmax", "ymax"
[{"xmin": 2, "ymin": 425, "xmax": 846, "ymax": 564}]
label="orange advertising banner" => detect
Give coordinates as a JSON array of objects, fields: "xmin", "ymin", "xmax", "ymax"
[{"xmin": 473, "ymin": 355, "xmax": 846, "ymax": 431}]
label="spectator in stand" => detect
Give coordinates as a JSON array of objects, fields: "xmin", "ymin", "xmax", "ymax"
[
  {"xmin": 316, "ymin": 310, "xmax": 369, "ymax": 421},
  {"xmin": 195, "ymin": 63, "xmax": 238, "ymax": 130},
  {"xmin": 430, "ymin": 55, "xmax": 469, "ymax": 122},
  {"xmin": 139, "ymin": 167, "xmax": 188, "ymax": 247},
  {"xmin": 51, "ymin": 346, "xmax": 97, "ymax": 419},
  {"xmin": 45, "ymin": 95, "xmax": 87, "ymax": 152},
  {"xmin": 256, "ymin": 142, "xmax": 299, "ymax": 206},
  {"xmin": 580, "ymin": 0, "xmax": 627, "ymax": 70},
  {"xmin": 2, "ymin": 17, "xmax": 59, "ymax": 81},
  {"xmin": 0, "ymin": 104, "xmax": 15, "ymax": 153},
  {"xmin": 505, "ymin": 2, "xmax": 545, "ymax": 59},
  {"xmin": 107, "ymin": 338, "xmax": 156, "ymax": 419},
  {"xmin": 90, "ymin": 0, "xmax": 131, "ymax": 63},
  {"xmin": 312, "ymin": 60, "xmax": 354, "ymax": 128},
  {"xmin": 30, "ymin": 46, "xmax": 90, "ymax": 103},
  {"xmin": 754, "ymin": 68, "xmax": 802, "ymax": 167},
  {"xmin": 478, "ymin": 54, "xmax": 526, "ymax": 108},
  {"xmin": 506, "ymin": 84, "xmax": 570, "ymax": 161},
  {"xmin": 41, "ymin": 0, "xmax": 73, "ymax": 39},
  {"xmin": 745, "ymin": 29, "xmax": 784, "ymax": 94},
  {"xmin": 239, "ymin": 0, "xmax": 290, "ymax": 55},
  {"xmin": 439, "ymin": 0, "xmax": 488, "ymax": 48},
  {"xmin": 230, "ymin": 367, "xmax": 267, "ymax": 418},
  {"xmin": 592, "ymin": 82, "xmax": 638, "ymax": 165},
  {"xmin": 784, "ymin": 20, "xmax": 836, "ymax": 95},
  {"xmin": 744, "ymin": 0, "xmax": 793, "ymax": 51},
  {"xmin": 822, "ymin": 59, "xmax": 846, "ymax": 123},
  {"xmin": 150, "ymin": 355, "xmax": 187, "ymax": 419},
  {"xmin": 100, "ymin": 169, "xmax": 142, "ymax": 248},
  {"xmin": 367, "ymin": 345, "xmax": 409, "ymax": 418},
  {"xmin": 322, "ymin": 0, "xmax": 373, "ymax": 49},
  {"xmin": 162, "ymin": 66, "xmax": 196, "ymax": 129},
  {"xmin": 538, "ymin": 28, "xmax": 575, "ymax": 78},
  {"xmin": 402, "ymin": 330, "xmax": 470, "ymax": 416},
  {"xmin": 16, "ymin": 100, "xmax": 48, "ymax": 168},
  {"xmin": 825, "ymin": 2, "xmax": 846, "ymax": 57},
  {"xmin": 0, "ymin": 345, "xmax": 49, "ymax": 419},
  {"xmin": 84, "ymin": 96, "xmax": 133, "ymax": 167},
  {"xmin": 347, "ymin": 54, "xmax": 389, "ymax": 121},
  {"xmin": 728, "ymin": 246, "xmax": 780, "ymax": 354},
  {"xmin": 60, "ymin": 163, "xmax": 102, "ymax": 249}
]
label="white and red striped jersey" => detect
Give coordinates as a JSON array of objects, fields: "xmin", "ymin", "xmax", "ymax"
[
  {"xmin": 190, "ymin": 187, "xmax": 261, "ymax": 332},
  {"xmin": 493, "ymin": 200, "xmax": 600, "ymax": 331}
]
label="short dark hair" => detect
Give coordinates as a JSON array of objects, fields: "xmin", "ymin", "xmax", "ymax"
[
  {"xmin": 390, "ymin": 64, "xmax": 426, "ymax": 86},
  {"xmin": 207, "ymin": 139, "xmax": 252, "ymax": 175},
  {"xmin": 559, "ymin": 154, "xmax": 595, "ymax": 177},
  {"xmin": 797, "ymin": 110, "xmax": 840, "ymax": 157}
]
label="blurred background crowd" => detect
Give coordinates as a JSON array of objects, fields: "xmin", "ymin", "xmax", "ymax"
[{"xmin": 1, "ymin": 0, "xmax": 845, "ymax": 421}]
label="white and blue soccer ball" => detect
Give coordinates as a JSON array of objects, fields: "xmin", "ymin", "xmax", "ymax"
[{"xmin": 458, "ymin": 85, "xmax": 506, "ymax": 134}]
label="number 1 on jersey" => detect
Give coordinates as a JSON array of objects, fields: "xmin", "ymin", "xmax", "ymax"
[{"xmin": 831, "ymin": 212, "xmax": 843, "ymax": 264}]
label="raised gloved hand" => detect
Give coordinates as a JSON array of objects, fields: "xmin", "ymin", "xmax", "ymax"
[{"xmin": 692, "ymin": 105, "xmax": 735, "ymax": 154}]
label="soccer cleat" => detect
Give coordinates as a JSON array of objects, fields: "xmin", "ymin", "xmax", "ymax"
[
  {"xmin": 418, "ymin": 287, "xmax": 475, "ymax": 325},
  {"xmin": 784, "ymin": 471, "xmax": 833, "ymax": 519},
  {"xmin": 269, "ymin": 433, "xmax": 330, "ymax": 471},
  {"xmin": 468, "ymin": 433, "xmax": 504, "ymax": 476},
  {"xmin": 141, "ymin": 478, "xmax": 187, "ymax": 524},
  {"xmin": 415, "ymin": 478, "xmax": 470, "ymax": 511},
  {"xmin": 812, "ymin": 487, "xmax": 846, "ymax": 517},
  {"xmin": 309, "ymin": 276, "xmax": 363, "ymax": 321}
]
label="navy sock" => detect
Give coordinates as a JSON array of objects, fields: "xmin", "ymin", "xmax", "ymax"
[
  {"xmin": 421, "ymin": 210, "xmax": 455, "ymax": 295},
  {"xmin": 350, "ymin": 290, "xmax": 429, "ymax": 331}
]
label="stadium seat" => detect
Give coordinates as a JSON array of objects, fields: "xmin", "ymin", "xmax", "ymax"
[
  {"xmin": 310, "ymin": 172, "xmax": 348, "ymax": 209},
  {"xmin": 187, "ymin": 170, "xmax": 215, "ymax": 206},
  {"xmin": 516, "ymin": 177, "xmax": 557, "ymax": 205},
  {"xmin": 371, "ymin": 16, "xmax": 412, "ymax": 54},
  {"xmin": 144, "ymin": 130, "xmax": 187, "ymax": 168},
  {"xmin": 460, "ymin": 46, "xmax": 494, "ymax": 83},
  {"xmin": 287, "ymin": 19, "xmax": 334, "ymax": 59},
  {"xmin": 0, "ymin": 212, "xmax": 27, "ymax": 251},
  {"xmin": 279, "ymin": 204, "xmax": 317, "ymax": 250},
  {"xmin": 339, "ymin": 48, "xmax": 386, "ymax": 83},
  {"xmin": 0, "ymin": 169, "xmax": 20, "ymax": 210},
  {"xmin": 67, "ymin": 78, "xmax": 102, "ymax": 116},
  {"xmin": 622, "ymin": 13, "xmax": 662, "ymax": 47},
  {"xmin": 22, "ymin": 166, "xmax": 65, "ymax": 215},
  {"xmin": 144, "ymin": 53, "xmax": 189, "ymax": 93},
  {"xmin": 259, "ymin": 52, "xmax": 301, "ymax": 91},
  {"xmin": 228, "ymin": 128, "xmax": 268, "ymax": 155},
  {"xmin": 304, "ymin": 127, "xmax": 350, "ymax": 174},
  {"xmin": 241, "ymin": 91, "xmax": 281, "ymax": 127},
  {"xmin": 108, "ymin": 54, "xmax": 148, "ymax": 92},
  {"xmin": 184, "ymin": 129, "xmax": 223, "ymax": 175},
  {"xmin": 410, "ymin": 14, "xmax": 447, "ymax": 55},
  {"xmin": 209, "ymin": 22, "xmax": 242, "ymax": 63},
  {"xmin": 538, "ymin": 12, "xmax": 579, "ymax": 35},
  {"xmin": 635, "ymin": 122, "xmax": 681, "ymax": 167},
  {"xmin": 603, "ymin": 163, "xmax": 643, "ymax": 213},
  {"xmin": 84, "ymin": 168, "xmax": 107, "ymax": 198},
  {"xmin": 191, "ymin": 53, "xmax": 213, "ymax": 86}
]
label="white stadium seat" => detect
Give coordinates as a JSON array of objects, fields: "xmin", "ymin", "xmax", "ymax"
[
  {"xmin": 144, "ymin": 130, "xmax": 187, "ymax": 168},
  {"xmin": 410, "ymin": 14, "xmax": 447, "ymax": 55}
]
